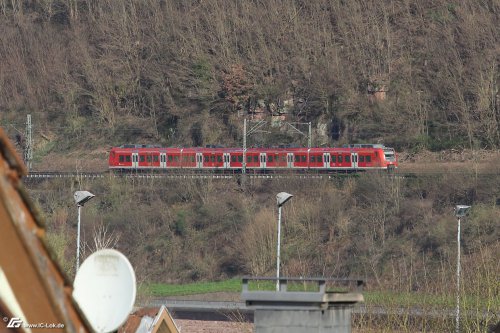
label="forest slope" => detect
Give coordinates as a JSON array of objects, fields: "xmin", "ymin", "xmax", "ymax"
[
  {"xmin": 3, "ymin": 3, "xmax": 498, "ymax": 326},
  {"xmin": 0, "ymin": 0, "xmax": 499, "ymax": 156}
]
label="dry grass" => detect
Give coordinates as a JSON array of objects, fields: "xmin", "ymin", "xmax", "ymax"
[{"xmin": 398, "ymin": 149, "xmax": 500, "ymax": 174}]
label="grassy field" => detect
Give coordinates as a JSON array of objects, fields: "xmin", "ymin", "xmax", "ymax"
[
  {"xmin": 141, "ymin": 278, "xmax": 500, "ymax": 310},
  {"xmin": 141, "ymin": 278, "xmax": 500, "ymax": 332},
  {"xmin": 143, "ymin": 278, "xmax": 242, "ymax": 296}
]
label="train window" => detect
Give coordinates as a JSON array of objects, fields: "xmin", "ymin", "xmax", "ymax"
[
  {"xmin": 253, "ymin": 156, "xmax": 258, "ymax": 162},
  {"xmin": 318, "ymin": 155, "xmax": 322, "ymax": 162},
  {"xmin": 168, "ymin": 155, "xmax": 173, "ymax": 162},
  {"xmin": 204, "ymin": 156, "xmax": 209, "ymax": 162},
  {"xmin": 231, "ymin": 156, "xmax": 236, "ymax": 163},
  {"xmin": 119, "ymin": 155, "xmax": 124, "ymax": 163},
  {"xmin": 268, "ymin": 155, "xmax": 273, "ymax": 162},
  {"xmin": 310, "ymin": 156, "xmax": 315, "ymax": 162},
  {"xmin": 366, "ymin": 155, "xmax": 371, "ymax": 162},
  {"xmin": 247, "ymin": 156, "xmax": 252, "ymax": 163},
  {"xmin": 217, "ymin": 156, "xmax": 222, "ymax": 163},
  {"xmin": 301, "ymin": 155, "xmax": 306, "ymax": 162},
  {"xmin": 139, "ymin": 155, "xmax": 145, "ymax": 162},
  {"xmin": 294, "ymin": 155, "xmax": 299, "ymax": 162},
  {"xmin": 338, "ymin": 155, "xmax": 343, "ymax": 163},
  {"xmin": 281, "ymin": 155, "xmax": 286, "ymax": 162},
  {"xmin": 237, "ymin": 156, "xmax": 242, "ymax": 162},
  {"xmin": 147, "ymin": 155, "xmax": 152, "ymax": 162},
  {"xmin": 331, "ymin": 154, "xmax": 336, "ymax": 163},
  {"xmin": 345, "ymin": 155, "xmax": 350, "ymax": 163},
  {"xmin": 174, "ymin": 156, "xmax": 179, "ymax": 162},
  {"xmin": 359, "ymin": 155, "xmax": 365, "ymax": 163},
  {"xmin": 126, "ymin": 155, "xmax": 131, "ymax": 162},
  {"xmin": 153, "ymin": 156, "xmax": 159, "ymax": 162},
  {"xmin": 210, "ymin": 156, "xmax": 215, "ymax": 162}
]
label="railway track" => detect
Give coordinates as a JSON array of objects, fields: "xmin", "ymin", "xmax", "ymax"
[
  {"xmin": 26, "ymin": 171, "xmax": 106, "ymax": 179},
  {"xmin": 23, "ymin": 169, "xmax": 499, "ymax": 180},
  {"xmin": 24, "ymin": 171, "xmax": 356, "ymax": 180}
]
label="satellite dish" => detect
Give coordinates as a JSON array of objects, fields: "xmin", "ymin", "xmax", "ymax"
[{"xmin": 73, "ymin": 249, "xmax": 136, "ymax": 333}]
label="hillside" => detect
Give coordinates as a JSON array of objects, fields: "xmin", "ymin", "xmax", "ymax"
[
  {"xmin": 2, "ymin": 1, "xmax": 499, "ymax": 325},
  {"xmin": 27, "ymin": 173, "xmax": 499, "ymax": 295},
  {"xmin": 1, "ymin": 0, "xmax": 499, "ymax": 155}
]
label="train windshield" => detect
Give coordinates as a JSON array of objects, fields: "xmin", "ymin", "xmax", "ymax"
[{"xmin": 383, "ymin": 148, "xmax": 396, "ymax": 162}]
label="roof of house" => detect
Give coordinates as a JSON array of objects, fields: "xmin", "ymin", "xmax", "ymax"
[
  {"xmin": 119, "ymin": 305, "xmax": 180, "ymax": 333},
  {"xmin": 0, "ymin": 127, "xmax": 92, "ymax": 333}
]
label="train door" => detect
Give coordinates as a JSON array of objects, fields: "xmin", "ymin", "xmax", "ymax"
[
  {"xmin": 287, "ymin": 153, "xmax": 294, "ymax": 168},
  {"xmin": 160, "ymin": 153, "xmax": 166, "ymax": 169},
  {"xmin": 132, "ymin": 153, "xmax": 139, "ymax": 169},
  {"xmin": 260, "ymin": 153, "xmax": 266, "ymax": 170},
  {"xmin": 196, "ymin": 153, "xmax": 203, "ymax": 169},
  {"xmin": 323, "ymin": 152, "xmax": 330, "ymax": 169},
  {"xmin": 351, "ymin": 152, "xmax": 358, "ymax": 170},
  {"xmin": 223, "ymin": 153, "xmax": 230, "ymax": 169}
]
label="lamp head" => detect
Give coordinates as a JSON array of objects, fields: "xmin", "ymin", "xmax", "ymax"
[
  {"xmin": 454, "ymin": 205, "xmax": 471, "ymax": 218},
  {"xmin": 277, "ymin": 192, "xmax": 293, "ymax": 207},
  {"xmin": 74, "ymin": 191, "xmax": 95, "ymax": 207}
]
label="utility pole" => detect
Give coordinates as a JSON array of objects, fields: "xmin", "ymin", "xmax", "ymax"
[
  {"xmin": 241, "ymin": 119, "xmax": 312, "ymax": 187},
  {"xmin": 243, "ymin": 118, "xmax": 247, "ymax": 178},
  {"xmin": 24, "ymin": 114, "xmax": 33, "ymax": 171},
  {"xmin": 454, "ymin": 205, "xmax": 471, "ymax": 333},
  {"xmin": 241, "ymin": 119, "xmax": 268, "ymax": 186},
  {"xmin": 308, "ymin": 122, "xmax": 312, "ymax": 148}
]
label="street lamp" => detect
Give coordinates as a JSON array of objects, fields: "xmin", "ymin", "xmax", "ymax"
[
  {"xmin": 276, "ymin": 192, "xmax": 293, "ymax": 291},
  {"xmin": 74, "ymin": 190, "xmax": 95, "ymax": 274},
  {"xmin": 454, "ymin": 204, "xmax": 471, "ymax": 333}
]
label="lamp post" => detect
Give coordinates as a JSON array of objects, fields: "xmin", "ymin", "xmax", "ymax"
[
  {"xmin": 74, "ymin": 190, "xmax": 95, "ymax": 274},
  {"xmin": 454, "ymin": 204, "xmax": 471, "ymax": 333},
  {"xmin": 276, "ymin": 192, "xmax": 293, "ymax": 291}
]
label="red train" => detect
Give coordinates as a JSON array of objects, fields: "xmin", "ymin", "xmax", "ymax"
[{"xmin": 108, "ymin": 144, "xmax": 398, "ymax": 172}]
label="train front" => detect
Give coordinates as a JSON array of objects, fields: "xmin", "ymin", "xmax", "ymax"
[{"xmin": 382, "ymin": 146, "xmax": 398, "ymax": 171}]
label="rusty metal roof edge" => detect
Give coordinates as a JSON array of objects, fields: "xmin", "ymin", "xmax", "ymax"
[
  {"xmin": 16, "ymin": 184, "xmax": 46, "ymax": 229},
  {"xmin": 13, "ymin": 191, "xmax": 87, "ymax": 332},
  {"xmin": 0, "ymin": 128, "xmax": 27, "ymax": 177},
  {"xmin": 0, "ymin": 184, "xmax": 87, "ymax": 333},
  {"xmin": 0, "ymin": 128, "xmax": 91, "ymax": 333}
]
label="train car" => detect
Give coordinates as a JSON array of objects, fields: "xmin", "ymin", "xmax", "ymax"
[
  {"xmin": 108, "ymin": 144, "xmax": 163, "ymax": 170},
  {"xmin": 263, "ymin": 149, "xmax": 291, "ymax": 170},
  {"xmin": 108, "ymin": 144, "xmax": 398, "ymax": 173},
  {"xmin": 339, "ymin": 144, "xmax": 397, "ymax": 171}
]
